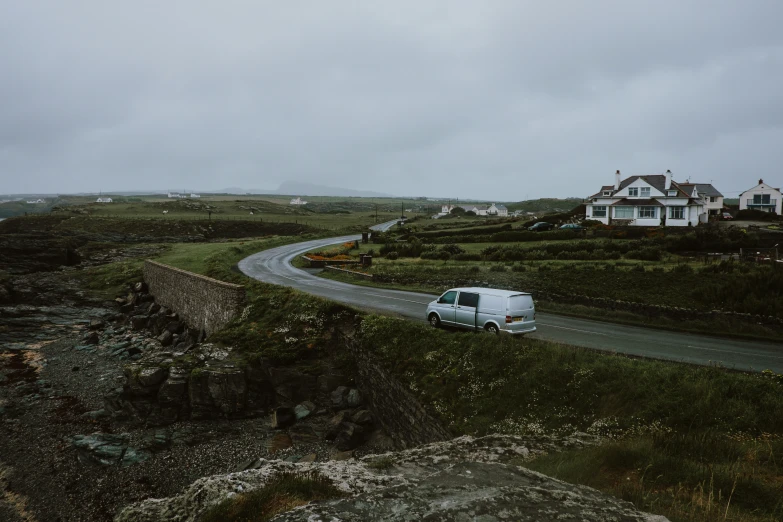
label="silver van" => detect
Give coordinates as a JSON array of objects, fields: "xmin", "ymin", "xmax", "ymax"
[{"xmin": 426, "ymin": 287, "xmax": 536, "ymax": 334}]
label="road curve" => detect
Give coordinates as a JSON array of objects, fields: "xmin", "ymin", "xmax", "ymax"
[{"xmin": 238, "ymin": 222, "xmax": 783, "ymax": 373}]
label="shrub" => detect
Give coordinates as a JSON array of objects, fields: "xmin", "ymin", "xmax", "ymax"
[
  {"xmin": 630, "ymin": 264, "xmax": 646, "ymax": 273},
  {"xmin": 672, "ymin": 264, "xmax": 693, "ymax": 274},
  {"xmin": 452, "ymin": 253, "xmax": 482, "ymax": 261},
  {"xmin": 440, "ymin": 243, "xmax": 466, "ymax": 255},
  {"xmin": 489, "ymin": 264, "xmax": 507, "ymax": 272},
  {"xmin": 386, "ymin": 251, "xmax": 399, "ymax": 260},
  {"xmin": 201, "ymin": 471, "xmax": 344, "ymax": 522},
  {"xmin": 511, "ymin": 264, "xmax": 527, "ymax": 273},
  {"xmin": 625, "ymin": 247, "xmax": 663, "ymax": 261},
  {"xmin": 421, "ymin": 250, "xmax": 451, "ymax": 260},
  {"xmin": 469, "ymin": 266, "xmax": 480, "ymax": 273}
]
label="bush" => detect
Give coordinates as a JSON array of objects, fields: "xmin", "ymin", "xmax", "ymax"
[
  {"xmin": 625, "ymin": 247, "xmax": 663, "ymax": 261},
  {"xmin": 201, "ymin": 471, "xmax": 343, "ymax": 522},
  {"xmin": 452, "ymin": 253, "xmax": 482, "ymax": 261},
  {"xmin": 489, "ymin": 264, "xmax": 508, "ymax": 272},
  {"xmin": 630, "ymin": 264, "xmax": 646, "ymax": 273},
  {"xmin": 511, "ymin": 264, "xmax": 527, "ymax": 273},
  {"xmin": 386, "ymin": 251, "xmax": 399, "ymax": 260},
  {"xmin": 440, "ymin": 243, "xmax": 466, "ymax": 255},
  {"xmin": 671, "ymin": 264, "xmax": 693, "ymax": 274},
  {"xmin": 421, "ymin": 250, "xmax": 451, "ymax": 260},
  {"xmin": 469, "ymin": 265, "xmax": 480, "ymax": 273}
]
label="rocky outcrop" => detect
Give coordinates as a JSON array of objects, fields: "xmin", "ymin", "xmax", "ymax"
[{"xmin": 114, "ymin": 434, "xmax": 668, "ymax": 522}]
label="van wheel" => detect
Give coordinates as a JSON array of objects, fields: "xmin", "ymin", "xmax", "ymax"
[
  {"xmin": 485, "ymin": 324, "xmax": 499, "ymax": 335},
  {"xmin": 428, "ymin": 314, "xmax": 441, "ymax": 328}
]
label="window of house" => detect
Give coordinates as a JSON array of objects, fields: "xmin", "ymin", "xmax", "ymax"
[
  {"xmin": 592, "ymin": 206, "xmax": 607, "ymax": 217},
  {"xmin": 628, "ymin": 187, "xmax": 639, "ymax": 197},
  {"xmin": 640, "ymin": 187, "xmax": 651, "ymax": 197},
  {"xmin": 753, "ymin": 194, "xmax": 771, "ymax": 204},
  {"xmin": 602, "ymin": 191, "xmax": 611, "ymax": 196},
  {"xmin": 667, "ymin": 190, "xmax": 677, "ymax": 196},
  {"xmin": 709, "ymin": 196, "xmax": 716, "ymax": 203},
  {"xmin": 639, "ymin": 206, "xmax": 657, "ymax": 219},
  {"xmin": 614, "ymin": 206, "xmax": 634, "ymax": 218},
  {"xmin": 669, "ymin": 207, "xmax": 684, "ymax": 219}
]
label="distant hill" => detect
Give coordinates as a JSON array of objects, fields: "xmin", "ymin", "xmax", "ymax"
[
  {"xmin": 504, "ymin": 198, "xmax": 584, "ymax": 214},
  {"xmin": 274, "ymin": 181, "xmax": 394, "ymax": 198}
]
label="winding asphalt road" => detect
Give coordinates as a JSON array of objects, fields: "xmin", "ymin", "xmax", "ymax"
[{"xmin": 238, "ymin": 221, "xmax": 783, "ymax": 373}]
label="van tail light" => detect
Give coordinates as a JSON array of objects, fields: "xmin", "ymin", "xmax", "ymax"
[{"xmin": 505, "ymin": 315, "xmax": 512, "ymax": 324}]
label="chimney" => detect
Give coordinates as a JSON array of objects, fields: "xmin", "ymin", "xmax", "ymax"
[
  {"xmin": 665, "ymin": 169, "xmax": 672, "ymax": 190},
  {"xmin": 759, "ymin": 178, "xmax": 764, "ymax": 185},
  {"xmin": 614, "ymin": 170, "xmax": 621, "ymax": 190}
]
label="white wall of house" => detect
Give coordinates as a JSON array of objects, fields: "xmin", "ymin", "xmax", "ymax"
[
  {"xmin": 739, "ymin": 182, "xmax": 782, "ymax": 214},
  {"xmin": 704, "ymin": 196, "xmax": 723, "ymax": 215},
  {"xmin": 585, "ymin": 199, "xmax": 613, "ymax": 224}
]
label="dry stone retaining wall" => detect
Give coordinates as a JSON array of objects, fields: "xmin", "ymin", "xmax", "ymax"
[
  {"xmin": 143, "ymin": 260, "xmax": 245, "ymax": 335},
  {"xmin": 349, "ymin": 338, "xmax": 451, "ymax": 449}
]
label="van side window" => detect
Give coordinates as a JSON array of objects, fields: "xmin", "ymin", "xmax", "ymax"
[
  {"xmin": 439, "ymin": 291, "xmax": 457, "ymax": 305},
  {"xmin": 457, "ymin": 292, "xmax": 479, "ymax": 307}
]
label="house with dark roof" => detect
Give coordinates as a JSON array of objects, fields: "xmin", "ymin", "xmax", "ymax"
[
  {"xmin": 739, "ymin": 179, "xmax": 781, "ymax": 214},
  {"xmin": 585, "ymin": 170, "xmax": 720, "ymax": 227}
]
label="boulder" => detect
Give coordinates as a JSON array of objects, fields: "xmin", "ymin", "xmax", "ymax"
[
  {"xmin": 330, "ymin": 386, "xmax": 349, "ymax": 409},
  {"xmin": 188, "ymin": 368, "xmax": 247, "ymax": 419},
  {"xmin": 157, "ymin": 330, "xmax": 173, "ymax": 346},
  {"xmin": 133, "ymin": 282, "xmax": 148, "ymax": 293},
  {"xmin": 131, "ymin": 315, "xmax": 149, "ymax": 330},
  {"xmin": 289, "ymin": 424, "xmax": 320, "ymax": 445},
  {"xmin": 325, "ymin": 411, "xmax": 350, "ymax": 440},
  {"xmin": 334, "ymin": 422, "xmax": 367, "ymax": 451},
  {"xmin": 82, "ymin": 331, "xmax": 100, "ymax": 345},
  {"xmin": 89, "ymin": 318, "xmax": 106, "ymax": 330},
  {"xmin": 347, "ymin": 388, "xmax": 361, "ymax": 408},
  {"xmin": 294, "ymin": 401, "xmax": 316, "ymax": 420},
  {"xmin": 351, "ymin": 409, "xmax": 373, "ymax": 427}
]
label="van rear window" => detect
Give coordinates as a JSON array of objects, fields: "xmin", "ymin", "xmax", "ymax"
[{"xmin": 509, "ymin": 295, "xmax": 533, "ymax": 310}]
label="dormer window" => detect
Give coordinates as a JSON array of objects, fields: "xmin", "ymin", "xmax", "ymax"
[
  {"xmin": 628, "ymin": 187, "xmax": 638, "ymax": 197},
  {"xmin": 602, "ymin": 191, "xmax": 611, "ymax": 196},
  {"xmin": 640, "ymin": 187, "xmax": 651, "ymax": 197},
  {"xmin": 667, "ymin": 190, "xmax": 677, "ymax": 197}
]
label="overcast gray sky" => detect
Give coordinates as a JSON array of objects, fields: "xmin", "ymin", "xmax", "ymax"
[{"xmin": 1, "ymin": 1, "xmax": 782, "ymax": 200}]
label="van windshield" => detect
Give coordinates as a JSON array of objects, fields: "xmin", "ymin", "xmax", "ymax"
[{"xmin": 508, "ymin": 295, "xmax": 532, "ymax": 311}]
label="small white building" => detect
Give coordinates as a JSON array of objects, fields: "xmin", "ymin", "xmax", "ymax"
[
  {"xmin": 96, "ymin": 197, "xmax": 113, "ymax": 203},
  {"xmin": 290, "ymin": 197, "xmax": 308, "ymax": 206},
  {"xmin": 739, "ymin": 179, "xmax": 782, "ymax": 214},
  {"xmin": 190, "ymin": 193, "xmax": 201, "ymax": 198},
  {"xmin": 585, "ymin": 170, "xmax": 719, "ymax": 227},
  {"xmin": 168, "ymin": 192, "xmax": 180, "ymax": 198},
  {"xmin": 26, "ymin": 198, "xmax": 45, "ymax": 204},
  {"xmin": 488, "ymin": 204, "xmax": 508, "ymax": 217}
]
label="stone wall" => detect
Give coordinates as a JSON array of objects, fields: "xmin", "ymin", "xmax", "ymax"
[
  {"xmin": 349, "ymin": 338, "xmax": 451, "ymax": 449},
  {"xmin": 143, "ymin": 260, "xmax": 245, "ymax": 336}
]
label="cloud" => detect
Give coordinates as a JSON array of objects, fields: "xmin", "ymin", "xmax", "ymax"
[{"xmin": 1, "ymin": 1, "xmax": 782, "ymax": 199}]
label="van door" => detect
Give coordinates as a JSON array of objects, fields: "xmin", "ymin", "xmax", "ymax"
[
  {"xmin": 455, "ymin": 291, "xmax": 479, "ymax": 330},
  {"xmin": 435, "ymin": 290, "xmax": 458, "ymax": 325}
]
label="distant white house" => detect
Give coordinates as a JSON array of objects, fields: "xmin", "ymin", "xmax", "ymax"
[
  {"xmin": 439, "ymin": 203, "xmax": 507, "ymax": 217},
  {"xmin": 739, "ymin": 179, "xmax": 782, "ymax": 214},
  {"xmin": 585, "ymin": 170, "xmax": 720, "ymax": 227},
  {"xmin": 168, "ymin": 192, "xmax": 188, "ymax": 199},
  {"xmin": 190, "ymin": 193, "xmax": 201, "ymax": 198},
  {"xmin": 26, "ymin": 198, "xmax": 45, "ymax": 204},
  {"xmin": 488, "ymin": 204, "xmax": 508, "ymax": 217},
  {"xmin": 96, "ymin": 197, "xmax": 113, "ymax": 203},
  {"xmin": 290, "ymin": 197, "xmax": 308, "ymax": 205}
]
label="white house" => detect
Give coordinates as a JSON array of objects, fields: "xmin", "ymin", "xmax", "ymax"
[
  {"xmin": 168, "ymin": 192, "xmax": 180, "ymax": 198},
  {"xmin": 190, "ymin": 193, "xmax": 201, "ymax": 198},
  {"xmin": 290, "ymin": 197, "xmax": 308, "ymax": 205},
  {"xmin": 585, "ymin": 170, "xmax": 719, "ymax": 227},
  {"xmin": 488, "ymin": 204, "xmax": 508, "ymax": 217},
  {"xmin": 675, "ymin": 183, "xmax": 724, "ymax": 216},
  {"xmin": 26, "ymin": 198, "xmax": 45, "ymax": 204},
  {"xmin": 96, "ymin": 197, "xmax": 113, "ymax": 203},
  {"xmin": 739, "ymin": 179, "xmax": 782, "ymax": 214}
]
